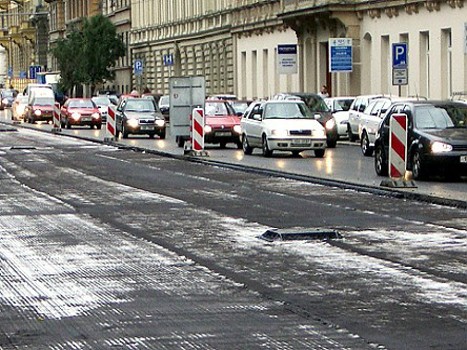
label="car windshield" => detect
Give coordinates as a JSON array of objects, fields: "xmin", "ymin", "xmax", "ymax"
[
  {"xmin": 301, "ymin": 95, "xmax": 329, "ymax": 112},
  {"xmin": 205, "ymin": 102, "xmax": 235, "ymax": 116},
  {"xmin": 92, "ymin": 97, "xmax": 111, "ymax": 106},
  {"xmin": 69, "ymin": 100, "xmax": 95, "ymax": 108},
  {"xmin": 414, "ymin": 107, "xmax": 455, "ymax": 129},
  {"xmin": 125, "ymin": 99, "xmax": 155, "ymax": 112},
  {"xmin": 32, "ymin": 97, "xmax": 55, "ymax": 106},
  {"xmin": 263, "ymin": 103, "xmax": 313, "ymax": 119},
  {"xmin": 231, "ymin": 102, "xmax": 249, "ymax": 114},
  {"xmin": 2, "ymin": 90, "xmax": 15, "ymax": 97},
  {"xmin": 159, "ymin": 96, "xmax": 169, "ymax": 106},
  {"xmin": 436, "ymin": 104, "xmax": 467, "ymax": 128},
  {"xmin": 334, "ymin": 99, "xmax": 354, "ymax": 111}
]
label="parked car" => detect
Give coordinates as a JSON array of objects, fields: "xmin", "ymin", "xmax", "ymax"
[
  {"xmin": 272, "ymin": 92, "xmax": 338, "ymax": 148},
  {"xmin": 91, "ymin": 96, "xmax": 112, "ymax": 123},
  {"xmin": 0, "ymin": 89, "xmax": 17, "ymax": 110},
  {"xmin": 158, "ymin": 95, "xmax": 170, "ymax": 122},
  {"xmin": 204, "ymin": 99, "xmax": 242, "ymax": 148},
  {"xmin": 60, "ymin": 98, "xmax": 102, "ymax": 129},
  {"xmin": 240, "ymin": 100, "xmax": 327, "ymax": 157},
  {"xmin": 11, "ymin": 94, "xmax": 28, "ymax": 122},
  {"xmin": 25, "ymin": 94, "xmax": 55, "ymax": 124},
  {"xmin": 115, "ymin": 97, "xmax": 166, "ymax": 139},
  {"xmin": 359, "ymin": 97, "xmax": 396, "ymax": 156},
  {"xmin": 208, "ymin": 94, "xmax": 238, "ymax": 101},
  {"xmin": 324, "ymin": 96, "xmax": 355, "ymax": 139},
  {"xmin": 374, "ymin": 100, "xmax": 467, "ymax": 180},
  {"xmin": 347, "ymin": 94, "xmax": 385, "ymax": 141}
]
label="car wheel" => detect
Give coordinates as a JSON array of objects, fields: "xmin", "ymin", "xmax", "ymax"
[
  {"xmin": 326, "ymin": 134, "xmax": 337, "ymax": 148},
  {"xmin": 236, "ymin": 141, "xmax": 242, "ymax": 149},
  {"xmin": 361, "ymin": 132, "xmax": 373, "ymax": 156},
  {"xmin": 219, "ymin": 141, "xmax": 227, "ymax": 149},
  {"xmin": 375, "ymin": 145, "xmax": 388, "ymax": 176},
  {"xmin": 412, "ymin": 151, "xmax": 426, "ymax": 180},
  {"xmin": 262, "ymin": 135, "xmax": 272, "ymax": 157},
  {"xmin": 97, "ymin": 124, "xmax": 102, "ymax": 130},
  {"xmin": 149, "ymin": 133, "xmax": 155, "ymax": 139},
  {"xmin": 176, "ymin": 136, "xmax": 185, "ymax": 148},
  {"xmin": 66, "ymin": 119, "xmax": 71, "ymax": 129},
  {"xmin": 314, "ymin": 149, "xmax": 325, "ymax": 158},
  {"xmin": 60, "ymin": 119, "xmax": 65, "ymax": 128},
  {"xmin": 347, "ymin": 125, "xmax": 357, "ymax": 142},
  {"xmin": 242, "ymin": 135, "xmax": 253, "ymax": 155},
  {"xmin": 159, "ymin": 131, "xmax": 166, "ymax": 140},
  {"xmin": 122, "ymin": 124, "xmax": 129, "ymax": 139}
]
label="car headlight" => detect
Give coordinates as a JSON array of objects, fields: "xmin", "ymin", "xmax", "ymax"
[
  {"xmin": 127, "ymin": 118, "xmax": 139, "ymax": 128},
  {"xmin": 313, "ymin": 129, "xmax": 326, "ymax": 138},
  {"xmin": 233, "ymin": 125, "xmax": 242, "ymax": 134},
  {"xmin": 92, "ymin": 112, "xmax": 100, "ymax": 119},
  {"xmin": 431, "ymin": 141, "xmax": 453, "ymax": 153},
  {"xmin": 71, "ymin": 112, "xmax": 81, "ymax": 120},
  {"xmin": 204, "ymin": 125, "xmax": 212, "ymax": 133},
  {"xmin": 155, "ymin": 119, "xmax": 165, "ymax": 127},
  {"xmin": 325, "ymin": 118, "xmax": 336, "ymax": 130},
  {"xmin": 34, "ymin": 109, "xmax": 42, "ymax": 116},
  {"xmin": 271, "ymin": 129, "xmax": 288, "ymax": 137}
]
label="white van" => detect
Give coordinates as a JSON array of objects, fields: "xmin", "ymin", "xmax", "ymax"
[
  {"xmin": 24, "ymin": 83, "xmax": 54, "ymax": 98},
  {"xmin": 27, "ymin": 86, "xmax": 55, "ymax": 105}
]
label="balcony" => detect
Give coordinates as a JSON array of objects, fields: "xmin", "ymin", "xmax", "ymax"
[{"xmin": 20, "ymin": 20, "xmax": 35, "ymax": 42}]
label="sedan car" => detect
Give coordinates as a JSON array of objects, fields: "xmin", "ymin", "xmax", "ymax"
[
  {"xmin": 11, "ymin": 94, "xmax": 28, "ymax": 122},
  {"xmin": 204, "ymin": 100, "xmax": 242, "ymax": 148},
  {"xmin": 324, "ymin": 96, "xmax": 355, "ymax": 139},
  {"xmin": 25, "ymin": 95, "xmax": 55, "ymax": 124},
  {"xmin": 374, "ymin": 100, "xmax": 467, "ymax": 180},
  {"xmin": 60, "ymin": 98, "xmax": 102, "ymax": 129},
  {"xmin": 241, "ymin": 100, "xmax": 327, "ymax": 157},
  {"xmin": 115, "ymin": 97, "xmax": 166, "ymax": 139},
  {"xmin": 273, "ymin": 92, "xmax": 338, "ymax": 147}
]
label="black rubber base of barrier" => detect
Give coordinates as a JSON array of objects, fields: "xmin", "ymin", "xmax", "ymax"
[{"xmin": 380, "ymin": 179, "xmax": 417, "ymax": 188}]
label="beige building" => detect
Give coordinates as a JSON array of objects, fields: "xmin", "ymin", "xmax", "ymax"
[{"xmin": 129, "ymin": 0, "xmax": 467, "ymax": 100}]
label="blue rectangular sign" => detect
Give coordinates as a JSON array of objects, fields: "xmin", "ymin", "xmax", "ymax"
[
  {"xmin": 392, "ymin": 43, "xmax": 408, "ymax": 67},
  {"xmin": 134, "ymin": 59, "xmax": 143, "ymax": 75},
  {"xmin": 329, "ymin": 38, "xmax": 353, "ymax": 73},
  {"xmin": 163, "ymin": 54, "xmax": 174, "ymax": 66}
]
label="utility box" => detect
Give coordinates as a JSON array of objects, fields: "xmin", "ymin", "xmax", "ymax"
[{"xmin": 169, "ymin": 76, "xmax": 205, "ymax": 146}]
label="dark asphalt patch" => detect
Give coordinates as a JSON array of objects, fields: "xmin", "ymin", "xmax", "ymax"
[{"xmin": 259, "ymin": 228, "xmax": 342, "ymax": 242}]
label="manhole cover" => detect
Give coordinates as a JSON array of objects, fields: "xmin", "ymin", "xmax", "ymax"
[{"xmin": 260, "ymin": 228, "xmax": 342, "ymax": 242}]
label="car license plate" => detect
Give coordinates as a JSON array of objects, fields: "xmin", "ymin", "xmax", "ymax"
[
  {"xmin": 81, "ymin": 117, "xmax": 91, "ymax": 122},
  {"xmin": 461, "ymin": 155, "xmax": 467, "ymax": 163},
  {"xmin": 292, "ymin": 139, "xmax": 310, "ymax": 145},
  {"xmin": 216, "ymin": 131, "xmax": 231, "ymax": 137},
  {"xmin": 141, "ymin": 125, "xmax": 153, "ymax": 131}
]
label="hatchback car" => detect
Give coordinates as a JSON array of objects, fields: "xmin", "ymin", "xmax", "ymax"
[
  {"xmin": 374, "ymin": 101, "xmax": 467, "ymax": 180},
  {"xmin": 241, "ymin": 100, "xmax": 327, "ymax": 157},
  {"xmin": 25, "ymin": 95, "xmax": 55, "ymax": 124},
  {"xmin": 60, "ymin": 98, "xmax": 102, "ymax": 129},
  {"xmin": 158, "ymin": 95, "xmax": 170, "ymax": 122},
  {"xmin": 204, "ymin": 100, "xmax": 242, "ymax": 148},
  {"xmin": 273, "ymin": 92, "xmax": 338, "ymax": 148},
  {"xmin": 115, "ymin": 97, "xmax": 166, "ymax": 139}
]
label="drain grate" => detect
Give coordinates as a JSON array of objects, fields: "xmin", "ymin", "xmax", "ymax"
[{"xmin": 260, "ymin": 228, "xmax": 342, "ymax": 242}]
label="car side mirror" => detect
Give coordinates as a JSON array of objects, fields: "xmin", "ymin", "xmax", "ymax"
[{"xmin": 253, "ymin": 113, "xmax": 262, "ymax": 121}]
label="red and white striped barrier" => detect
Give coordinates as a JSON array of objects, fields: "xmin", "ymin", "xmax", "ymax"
[
  {"xmin": 191, "ymin": 108, "xmax": 205, "ymax": 151},
  {"xmin": 389, "ymin": 113, "xmax": 408, "ymax": 178},
  {"xmin": 52, "ymin": 102, "xmax": 61, "ymax": 132},
  {"xmin": 105, "ymin": 104, "xmax": 116, "ymax": 141}
]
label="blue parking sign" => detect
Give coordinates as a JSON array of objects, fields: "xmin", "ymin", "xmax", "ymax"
[
  {"xmin": 134, "ymin": 59, "xmax": 143, "ymax": 75},
  {"xmin": 392, "ymin": 43, "xmax": 407, "ymax": 68}
]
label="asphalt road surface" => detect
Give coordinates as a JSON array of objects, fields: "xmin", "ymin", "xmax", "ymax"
[{"xmin": 0, "ymin": 127, "xmax": 466, "ymax": 349}]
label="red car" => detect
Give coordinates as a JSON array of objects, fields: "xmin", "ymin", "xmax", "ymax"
[
  {"xmin": 60, "ymin": 98, "xmax": 102, "ymax": 129},
  {"xmin": 25, "ymin": 95, "xmax": 55, "ymax": 124},
  {"xmin": 204, "ymin": 100, "xmax": 242, "ymax": 148}
]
